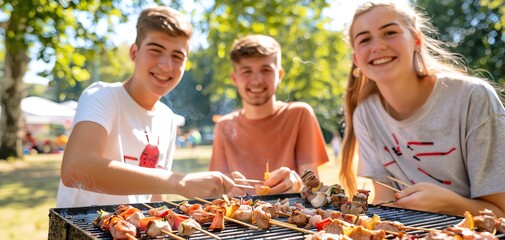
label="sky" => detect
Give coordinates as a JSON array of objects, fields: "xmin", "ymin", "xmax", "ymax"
[{"xmin": 23, "ymin": 1, "xmax": 363, "ymax": 85}]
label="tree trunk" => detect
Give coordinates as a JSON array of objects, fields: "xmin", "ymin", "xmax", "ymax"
[{"xmin": 0, "ymin": 14, "xmax": 28, "ymax": 160}]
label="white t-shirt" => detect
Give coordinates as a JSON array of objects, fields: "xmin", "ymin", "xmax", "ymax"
[
  {"xmin": 56, "ymin": 82, "xmax": 177, "ymax": 207},
  {"xmin": 354, "ymin": 73, "xmax": 505, "ymax": 198}
]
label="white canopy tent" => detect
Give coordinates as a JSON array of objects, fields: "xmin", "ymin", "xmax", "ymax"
[
  {"xmin": 21, "ymin": 96, "xmax": 185, "ymax": 127},
  {"xmin": 20, "ymin": 96, "xmax": 185, "ymax": 127},
  {"xmin": 22, "ymin": 96, "xmax": 75, "ymax": 126}
]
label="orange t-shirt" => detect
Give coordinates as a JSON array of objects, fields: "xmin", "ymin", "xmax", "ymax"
[{"xmin": 209, "ymin": 101, "xmax": 329, "ymax": 180}]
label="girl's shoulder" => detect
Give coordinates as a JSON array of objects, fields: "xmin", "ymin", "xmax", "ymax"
[
  {"xmin": 436, "ymin": 73, "xmax": 503, "ymax": 108},
  {"xmin": 436, "ymin": 72, "xmax": 494, "ymax": 89}
]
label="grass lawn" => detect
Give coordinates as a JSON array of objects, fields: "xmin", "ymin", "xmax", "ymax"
[{"xmin": 0, "ymin": 145, "xmax": 370, "ymax": 240}]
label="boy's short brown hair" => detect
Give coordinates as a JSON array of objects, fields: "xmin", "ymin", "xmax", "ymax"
[
  {"xmin": 135, "ymin": 6, "xmax": 193, "ymax": 47},
  {"xmin": 229, "ymin": 34, "xmax": 281, "ymax": 66}
]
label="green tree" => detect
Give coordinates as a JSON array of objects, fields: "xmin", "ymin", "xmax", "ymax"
[
  {"xmin": 415, "ymin": 0, "xmax": 505, "ymax": 85},
  {"xmin": 0, "ymin": 1, "xmax": 172, "ymax": 159},
  {"xmin": 192, "ymin": 0, "xmax": 350, "ymax": 134},
  {"xmin": 46, "ymin": 42, "xmax": 134, "ymax": 102}
]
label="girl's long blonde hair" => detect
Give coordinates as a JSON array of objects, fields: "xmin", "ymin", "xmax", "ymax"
[{"xmin": 339, "ymin": 1, "xmax": 466, "ymax": 196}]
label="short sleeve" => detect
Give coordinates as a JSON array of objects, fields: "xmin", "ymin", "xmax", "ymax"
[
  {"xmin": 464, "ymin": 83, "xmax": 505, "ymax": 198},
  {"xmin": 294, "ymin": 103, "xmax": 330, "ymax": 167},
  {"xmin": 74, "ymin": 83, "xmax": 117, "ymax": 134}
]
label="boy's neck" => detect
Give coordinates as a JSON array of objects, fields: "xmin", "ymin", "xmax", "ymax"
[
  {"xmin": 122, "ymin": 79, "xmax": 159, "ymax": 110},
  {"xmin": 241, "ymin": 97, "xmax": 279, "ymax": 120}
]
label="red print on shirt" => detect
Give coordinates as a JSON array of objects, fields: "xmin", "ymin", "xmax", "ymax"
[
  {"xmin": 382, "ymin": 133, "xmax": 454, "ymax": 186},
  {"xmin": 123, "ymin": 131, "xmax": 160, "ymax": 168},
  {"xmin": 139, "ymin": 131, "xmax": 159, "ymax": 168}
]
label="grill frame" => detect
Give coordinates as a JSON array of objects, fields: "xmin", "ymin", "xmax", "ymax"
[{"xmin": 48, "ymin": 193, "xmax": 505, "ymax": 239}]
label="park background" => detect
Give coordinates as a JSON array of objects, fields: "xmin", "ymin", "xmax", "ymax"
[{"xmin": 0, "ymin": 0, "xmax": 504, "ymax": 239}]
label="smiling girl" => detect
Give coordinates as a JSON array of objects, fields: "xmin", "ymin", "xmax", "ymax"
[{"xmin": 339, "ymin": 1, "xmax": 505, "ymax": 217}]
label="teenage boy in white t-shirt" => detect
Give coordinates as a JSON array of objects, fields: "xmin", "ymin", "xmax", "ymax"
[{"xmin": 57, "ymin": 6, "xmax": 243, "ymax": 208}]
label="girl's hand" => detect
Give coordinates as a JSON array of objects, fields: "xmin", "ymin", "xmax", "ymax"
[{"xmin": 393, "ymin": 182, "xmax": 460, "ymax": 213}]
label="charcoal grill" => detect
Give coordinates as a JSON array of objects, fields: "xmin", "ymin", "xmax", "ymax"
[{"xmin": 48, "ymin": 193, "xmax": 505, "ymax": 239}]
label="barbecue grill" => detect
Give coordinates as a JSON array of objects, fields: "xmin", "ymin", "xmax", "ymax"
[{"xmin": 48, "ymin": 193, "xmax": 505, "ymax": 239}]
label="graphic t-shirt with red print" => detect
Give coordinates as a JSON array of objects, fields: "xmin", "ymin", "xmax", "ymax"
[
  {"xmin": 354, "ymin": 73, "xmax": 505, "ymax": 199},
  {"xmin": 56, "ymin": 82, "xmax": 178, "ymax": 208}
]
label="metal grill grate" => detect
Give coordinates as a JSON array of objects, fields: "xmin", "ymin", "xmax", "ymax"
[{"xmin": 48, "ymin": 193, "xmax": 505, "ymax": 239}]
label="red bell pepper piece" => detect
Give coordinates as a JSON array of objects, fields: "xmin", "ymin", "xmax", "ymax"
[{"xmin": 315, "ymin": 218, "xmax": 332, "ymax": 232}]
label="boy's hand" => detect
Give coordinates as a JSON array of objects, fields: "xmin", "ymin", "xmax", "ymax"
[
  {"xmin": 263, "ymin": 167, "xmax": 302, "ymax": 194},
  {"xmin": 178, "ymin": 171, "xmax": 245, "ymax": 198}
]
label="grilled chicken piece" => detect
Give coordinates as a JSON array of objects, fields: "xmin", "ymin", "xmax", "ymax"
[
  {"xmin": 474, "ymin": 214, "xmax": 496, "ymax": 233},
  {"xmin": 145, "ymin": 219, "xmax": 172, "ymax": 238},
  {"xmin": 125, "ymin": 211, "xmax": 145, "ymax": 229},
  {"xmin": 301, "ymin": 169, "xmax": 321, "ymax": 188},
  {"xmin": 178, "ymin": 202, "xmax": 192, "ymax": 213},
  {"xmin": 324, "ymin": 219, "xmax": 354, "ymax": 235},
  {"xmin": 209, "ymin": 210, "xmax": 225, "ymax": 230},
  {"xmin": 109, "ymin": 220, "xmax": 136, "ymax": 240},
  {"xmin": 340, "ymin": 203, "xmax": 366, "ymax": 215},
  {"xmin": 230, "ymin": 205, "xmax": 253, "ymax": 222},
  {"xmin": 189, "ymin": 208, "xmax": 215, "ymax": 223},
  {"xmin": 166, "ymin": 212, "xmax": 189, "ymax": 231},
  {"xmin": 251, "ymin": 207, "xmax": 271, "ymax": 229},
  {"xmin": 304, "ymin": 214, "xmax": 323, "ymax": 229},
  {"xmin": 347, "ymin": 226, "xmax": 385, "ymax": 240},
  {"xmin": 274, "ymin": 198, "xmax": 293, "ymax": 214},
  {"xmin": 315, "ymin": 209, "xmax": 341, "ymax": 219},
  {"xmin": 114, "ymin": 204, "xmax": 134, "ymax": 215},
  {"xmin": 178, "ymin": 218, "xmax": 200, "ymax": 236},
  {"xmin": 99, "ymin": 215, "xmax": 124, "ymax": 231},
  {"xmin": 372, "ymin": 220, "xmax": 405, "ymax": 232},
  {"xmin": 287, "ymin": 210, "xmax": 309, "ymax": 228},
  {"xmin": 261, "ymin": 203, "xmax": 278, "ymax": 218},
  {"xmin": 300, "ymin": 208, "xmax": 317, "ymax": 216}
]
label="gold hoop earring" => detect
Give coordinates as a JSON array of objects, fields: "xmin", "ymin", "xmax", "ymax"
[
  {"xmin": 414, "ymin": 50, "xmax": 428, "ymax": 78},
  {"xmin": 352, "ymin": 67, "xmax": 361, "ymax": 78}
]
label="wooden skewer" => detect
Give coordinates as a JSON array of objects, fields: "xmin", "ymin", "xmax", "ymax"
[
  {"xmin": 125, "ymin": 233, "xmax": 138, "ymax": 240},
  {"xmin": 269, "ymin": 220, "xmax": 316, "ymax": 234},
  {"xmin": 384, "ymin": 230, "xmax": 400, "ymax": 236},
  {"xmin": 276, "ymin": 211, "xmax": 292, "ymax": 217},
  {"xmin": 264, "ymin": 159, "xmax": 270, "ymax": 180},
  {"xmin": 162, "ymin": 201, "xmax": 221, "ymax": 239},
  {"xmin": 221, "ymin": 214, "xmax": 259, "ymax": 230},
  {"xmin": 142, "ymin": 203, "xmax": 188, "ymax": 240},
  {"xmin": 235, "ymin": 184, "xmax": 255, "ymax": 189},
  {"xmin": 193, "ymin": 197, "xmax": 259, "ymax": 230},
  {"xmin": 387, "ymin": 176, "xmax": 411, "ymax": 187},
  {"xmin": 164, "ymin": 200, "xmax": 181, "ymax": 208},
  {"xmin": 270, "ymin": 218, "xmax": 297, "ymax": 227},
  {"xmin": 403, "ymin": 225, "xmax": 441, "ymax": 232},
  {"xmin": 234, "ymin": 178, "xmax": 264, "ymax": 183},
  {"xmin": 161, "ymin": 230, "xmax": 186, "ymax": 240},
  {"xmin": 374, "ymin": 180, "xmax": 401, "ymax": 193},
  {"xmin": 142, "ymin": 203, "xmax": 154, "ymax": 209},
  {"xmin": 192, "ymin": 225, "xmax": 221, "ymax": 239},
  {"xmin": 195, "ymin": 197, "xmax": 306, "ymax": 234},
  {"xmin": 375, "ymin": 200, "xmax": 396, "ymax": 206}
]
